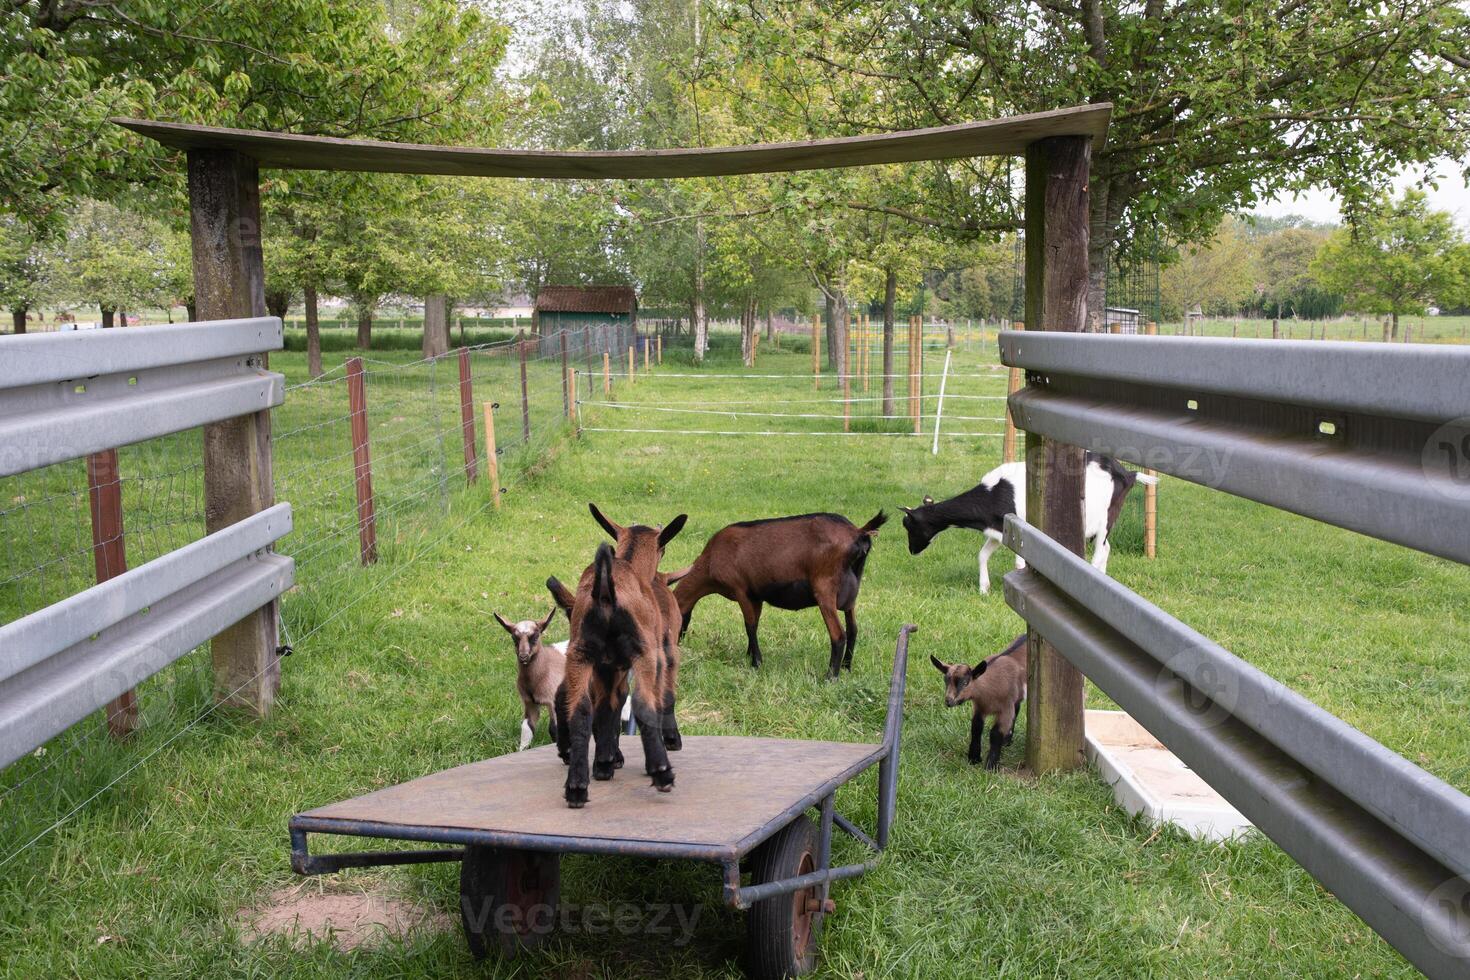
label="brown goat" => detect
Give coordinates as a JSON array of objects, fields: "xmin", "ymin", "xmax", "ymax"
[
  {"xmin": 492, "ymin": 608, "xmax": 564, "ymax": 751},
  {"xmin": 930, "ymin": 634, "xmax": 1028, "ymax": 769},
  {"xmin": 673, "ymin": 510, "xmax": 887, "ymax": 678},
  {"xmin": 549, "ymin": 504, "xmax": 687, "ymax": 808}
]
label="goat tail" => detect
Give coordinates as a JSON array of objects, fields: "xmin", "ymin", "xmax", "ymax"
[
  {"xmin": 592, "ymin": 543, "xmax": 617, "ymax": 607},
  {"xmin": 859, "ymin": 510, "xmax": 889, "ymax": 536},
  {"xmin": 1135, "ymin": 472, "xmax": 1159, "ymax": 485}
]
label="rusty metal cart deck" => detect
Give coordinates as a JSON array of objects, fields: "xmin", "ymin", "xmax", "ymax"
[{"xmin": 288, "ymin": 625, "xmax": 916, "ymax": 977}]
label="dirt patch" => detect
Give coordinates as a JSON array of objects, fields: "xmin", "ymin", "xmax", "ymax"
[{"xmin": 241, "ymin": 881, "xmax": 453, "ymax": 952}]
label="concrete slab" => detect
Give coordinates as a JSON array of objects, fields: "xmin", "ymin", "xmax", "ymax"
[{"xmin": 1085, "ymin": 709, "xmax": 1253, "ymax": 841}]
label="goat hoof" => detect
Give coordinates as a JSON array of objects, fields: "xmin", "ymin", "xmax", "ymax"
[
  {"xmin": 614, "ymin": 749, "xmax": 624, "ymax": 769},
  {"xmin": 565, "ymin": 786, "xmax": 588, "ymax": 807},
  {"xmin": 593, "ymin": 761, "xmax": 617, "ymax": 781},
  {"xmin": 649, "ymin": 766, "xmax": 675, "ymax": 790},
  {"xmin": 968, "ymin": 755, "xmax": 983, "ymax": 766},
  {"xmin": 663, "ymin": 732, "xmax": 682, "ymax": 751}
]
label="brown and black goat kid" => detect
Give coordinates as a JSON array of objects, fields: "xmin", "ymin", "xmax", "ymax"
[
  {"xmin": 931, "ymin": 634, "xmax": 1028, "ymax": 770},
  {"xmin": 673, "ymin": 510, "xmax": 887, "ymax": 679},
  {"xmin": 548, "ymin": 504, "xmax": 687, "ymax": 808}
]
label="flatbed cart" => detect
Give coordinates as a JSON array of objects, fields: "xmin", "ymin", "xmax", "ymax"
[{"xmin": 287, "ymin": 624, "xmax": 916, "ymax": 978}]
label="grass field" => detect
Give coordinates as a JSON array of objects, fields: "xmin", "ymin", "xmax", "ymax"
[{"xmin": 1, "ymin": 333, "xmax": 1467, "ymax": 977}]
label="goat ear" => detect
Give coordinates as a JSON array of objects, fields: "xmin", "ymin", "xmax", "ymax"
[
  {"xmin": 588, "ymin": 502, "xmax": 622, "ymax": 539},
  {"xmin": 658, "ymin": 514, "xmax": 688, "ymax": 547},
  {"xmin": 493, "ymin": 613, "xmax": 517, "ymax": 635},
  {"xmin": 972, "ymin": 659, "xmax": 989, "ymax": 676},
  {"xmin": 536, "ymin": 607, "xmax": 556, "ymax": 633},
  {"xmin": 929, "ymin": 654, "xmax": 949, "ymax": 673},
  {"xmin": 664, "ymin": 564, "xmax": 693, "ymax": 584}
]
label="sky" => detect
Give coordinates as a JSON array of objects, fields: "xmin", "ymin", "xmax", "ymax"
[{"xmin": 1251, "ymin": 158, "xmax": 1470, "ymax": 229}]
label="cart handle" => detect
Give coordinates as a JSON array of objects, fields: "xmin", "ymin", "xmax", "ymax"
[{"xmin": 877, "ymin": 624, "xmax": 917, "ymax": 848}]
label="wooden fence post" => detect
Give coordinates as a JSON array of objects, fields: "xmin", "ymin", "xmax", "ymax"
[
  {"xmin": 1272, "ymin": 318, "xmax": 1280, "ymax": 340},
  {"xmin": 345, "ymin": 357, "xmax": 377, "ymax": 565},
  {"xmin": 644, "ymin": 337, "xmax": 651, "ymax": 372},
  {"xmin": 560, "ymin": 331, "xmax": 570, "ymax": 417},
  {"xmin": 813, "ymin": 314, "xmax": 820, "ymax": 389},
  {"xmin": 1003, "ymin": 321, "xmax": 1025, "ymax": 463},
  {"xmin": 1144, "ymin": 321, "xmax": 1159, "ymax": 558},
  {"xmin": 628, "ymin": 346, "xmax": 635, "ymax": 384},
  {"xmin": 1023, "ymin": 133, "xmax": 1091, "ymax": 775},
  {"xmin": 86, "ymin": 448, "xmax": 138, "ymax": 738},
  {"xmin": 518, "ymin": 335, "xmax": 530, "ymax": 444},
  {"xmin": 186, "ymin": 147, "xmax": 278, "ymax": 714},
  {"xmin": 657, "ymin": 334, "xmax": 662, "ymax": 364},
  {"xmin": 483, "ymin": 402, "xmax": 501, "ymax": 510},
  {"xmin": 458, "ymin": 347, "xmax": 478, "ymax": 483},
  {"xmin": 603, "ymin": 352, "xmax": 611, "ymax": 394}
]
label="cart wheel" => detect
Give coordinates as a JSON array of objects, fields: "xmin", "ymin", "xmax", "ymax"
[
  {"xmin": 459, "ymin": 845, "xmax": 560, "ymax": 959},
  {"xmin": 746, "ymin": 815, "xmax": 823, "ymax": 979}
]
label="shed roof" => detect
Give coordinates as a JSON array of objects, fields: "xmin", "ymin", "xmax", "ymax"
[
  {"xmin": 113, "ymin": 104, "xmax": 1110, "ymax": 180},
  {"xmin": 536, "ymin": 286, "xmax": 637, "ymax": 314}
]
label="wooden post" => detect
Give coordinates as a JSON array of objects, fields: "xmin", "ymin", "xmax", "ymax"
[
  {"xmin": 571, "ymin": 369, "xmax": 581, "ymax": 436},
  {"xmin": 518, "ymin": 335, "xmax": 530, "ymax": 444},
  {"xmin": 457, "ymin": 347, "xmax": 478, "ymax": 483},
  {"xmin": 1003, "ymin": 321, "xmax": 1025, "ymax": 462},
  {"xmin": 657, "ymin": 334, "xmax": 662, "ymax": 364},
  {"xmin": 86, "ymin": 448, "xmax": 138, "ymax": 738},
  {"xmin": 1144, "ymin": 321, "xmax": 1159, "ymax": 558},
  {"xmin": 603, "ymin": 352, "xmax": 611, "ymax": 394},
  {"xmin": 1023, "ymin": 134, "xmax": 1091, "ymax": 774},
  {"xmin": 843, "ymin": 311, "xmax": 852, "ymax": 432},
  {"xmin": 812, "ymin": 314, "xmax": 821, "ymax": 388},
  {"xmin": 483, "ymin": 402, "xmax": 501, "ymax": 510},
  {"xmin": 1272, "ymin": 317, "xmax": 1280, "ymax": 339},
  {"xmin": 345, "ymin": 357, "xmax": 377, "ymax": 565},
  {"xmin": 186, "ymin": 147, "xmax": 278, "ymax": 714},
  {"xmin": 644, "ymin": 337, "xmax": 650, "ymax": 372},
  {"xmin": 628, "ymin": 346, "xmax": 635, "ymax": 385},
  {"xmin": 560, "ymin": 331, "xmax": 570, "ymax": 417}
]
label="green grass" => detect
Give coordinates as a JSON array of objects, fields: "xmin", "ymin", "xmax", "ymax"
[{"xmin": 1, "ymin": 338, "xmax": 1466, "ymax": 977}]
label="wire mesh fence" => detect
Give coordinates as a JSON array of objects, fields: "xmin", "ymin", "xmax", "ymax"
[{"xmin": 0, "ymin": 325, "xmax": 625, "ymax": 869}]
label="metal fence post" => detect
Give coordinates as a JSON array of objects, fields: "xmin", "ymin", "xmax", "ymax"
[
  {"xmin": 457, "ymin": 347, "xmax": 478, "ymax": 484},
  {"xmin": 346, "ymin": 357, "xmax": 377, "ymax": 565},
  {"xmin": 1022, "ymin": 133, "xmax": 1091, "ymax": 774},
  {"xmin": 560, "ymin": 330, "xmax": 570, "ymax": 417},
  {"xmin": 483, "ymin": 401, "xmax": 501, "ymax": 510},
  {"xmin": 86, "ymin": 448, "xmax": 138, "ymax": 738}
]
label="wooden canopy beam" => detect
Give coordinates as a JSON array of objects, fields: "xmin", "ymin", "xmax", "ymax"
[{"xmin": 115, "ymin": 105, "xmax": 1109, "ymax": 179}]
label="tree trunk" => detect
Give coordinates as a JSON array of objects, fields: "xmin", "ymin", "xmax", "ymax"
[
  {"xmin": 185, "ymin": 299, "xmax": 197, "ymax": 321},
  {"xmin": 12, "ymin": 306, "xmax": 26, "ymax": 334},
  {"xmin": 356, "ymin": 309, "xmax": 372, "ymax": 349},
  {"xmin": 693, "ymin": 218, "xmax": 708, "ymax": 362},
  {"xmin": 765, "ymin": 308, "xmax": 776, "ymax": 343},
  {"xmin": 304, "ymin": 283, "xmax": 323, "ymax": 378},
  {"xmin": 882, "ymin": 267, "xmax": 896, "ymax": 416},
  {"xmin": 823, "ymin": 297, "xmax": 837, "ymax": 369},
  {"xmin": 423, "ymin": 293, "xmax": 450, "ymax": 358},
  {"xmin": 101, "ymin": 306, "xmax": 116, "ymax": 329},
  {"xmin": 1391, "ymin": 311, "xmax": 1400, "ymax": 341},
  {"xmin": 832, "ymin": 291, "xmax": 849, "ymax": 382}
]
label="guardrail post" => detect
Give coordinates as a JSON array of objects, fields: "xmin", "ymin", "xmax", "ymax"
[
  {"xmin": 345, "ymin": 358, "xmax": 377, "ymax": 565},
  {"xmin": 1022, "ymin": 133, "xmax": 1091, "ymax": 773},
  {"xmin": 457, "ymin": 347, "xmax": 478, "ymax": 483},
  {"xmin": 483, "ymin": 401, "xmax": 501, "ymax": 509},
  {"xmin": 186, "ymin": 147, "xmax": 278, "ymax": 713},
  {"xmin": 518, "ymin": 333, "xmax": 531, "ymax": 444},
  {"xmin": 86, "ymin": 448, "xmax": 138, "ymax": 738}
]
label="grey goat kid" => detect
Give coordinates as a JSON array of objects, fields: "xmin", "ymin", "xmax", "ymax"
[{"xmin": 493, "ymin": 608, "xmax": 565, "ymax": 751}]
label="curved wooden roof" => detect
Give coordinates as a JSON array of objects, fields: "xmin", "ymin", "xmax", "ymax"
[{"xmin": 113, "ymin": 104, "xmax": 1109, "ymax": 180}]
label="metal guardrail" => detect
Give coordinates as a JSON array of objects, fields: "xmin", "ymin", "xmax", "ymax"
[
  {"xmin": 996, "ymin": 332, "xmax": 1470, "ymax": 978},
  {"xmin": 998, "ymin": 334, "xmax": 1470, "ymax": 564},
  {"xmin": 0, "ymin": 317, "xmax": 291, "ymax": 768},
  {"xmin": 0, "ymin": 318, "xmax": 285, "ymax": 478},
  {"xmin": 1001, "ymin": 520, "xmax": 1470, "ymax": 978}
]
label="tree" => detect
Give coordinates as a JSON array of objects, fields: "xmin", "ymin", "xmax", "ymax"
[
  {"xmin": 1312, "ymin": 190, "xmax": 1470, "ymax": 339},
  {"xmin": 716, "ymin": 0, "xmax": 1470, "ymax": 322},
  {"xmin": 0, "ymin": 216, "xmax": 54, "ymax": 333},
  {"xmin": 56, "ymin": 200, "xmax": 182, "ymax": 326},
  {"xmin": 1160, "ymin": 219, "xmax": 1257, "ymax": 319}
]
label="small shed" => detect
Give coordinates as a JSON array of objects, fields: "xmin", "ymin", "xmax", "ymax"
[{"xmin": 535, "ymin": 286, "xmax": 637, "ymax": 333}]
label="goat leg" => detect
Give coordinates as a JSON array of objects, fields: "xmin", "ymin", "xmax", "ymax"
[
  {"xmin": 737, "ymin": 595, "xmax": 763, "ymax": 669},
  {"xmin": 564, "ymin": 699, "xmax": 593, "ymax": 807},
  {"xmin": 591, "ymin": 693, "xmax": 623, "ymax": 781},
  {"xmin": 553, "ymin": 681, "xmax": 572, "ymax": 764},
  {"xmin": 967, "ymin": 709, "xmax": 986, "ymax": 766},
  {"xmin": 817, "ymin": 598, "xmax": 845, "ymax": 680},
  {"xmin": 631, "ymin": 657, "xmax": 675, "ymax": 791},
  {"xmin": 842, "ymin": 608, "xmax": 857, "ymax": 671},
  {"xmin": 985, "ymin": 723, "xmax": 1007, "ymax": 770},
  {"xmin": 660, "ymin": 639, "xmax": 682, "ymax": 751}
]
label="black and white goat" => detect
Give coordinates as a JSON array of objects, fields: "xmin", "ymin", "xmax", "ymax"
[{"xmin": 900, "ymin": 453, "xmax": 1155, "ymax": 593}]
